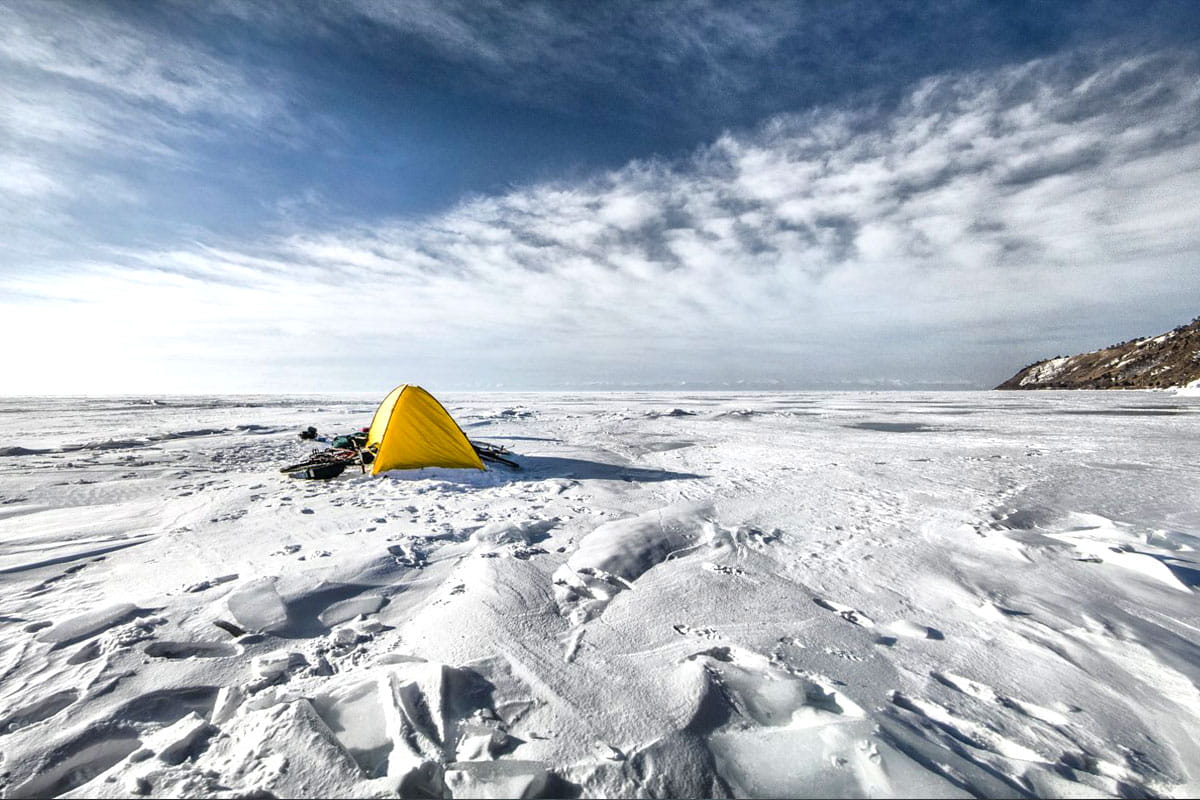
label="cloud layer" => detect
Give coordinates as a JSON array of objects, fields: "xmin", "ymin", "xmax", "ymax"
[{"xmin": 4, "ymin": 46, "xmax": 1198, "ymax": 392}]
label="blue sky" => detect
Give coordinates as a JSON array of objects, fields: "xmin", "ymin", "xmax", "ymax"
[{"xmin": 2, "ymin": 1, "xmax": 1199, "ymax": 393}]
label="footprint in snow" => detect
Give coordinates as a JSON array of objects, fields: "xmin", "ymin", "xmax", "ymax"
[
  {"xmin": 0, "ymin": 689, "xmax": 79, "ymax": 733},
  {"xmin": 881, "ymin": 619, "xmax": 945, "ymax": 640},
  {"xmin": 144, "ymin": 641, "xmax": 239, "ymax": 660},
  {"xmin": 673, "ymin": 623, "xmax": 719, "ymax": 639},
  {"xmin": 183, "ymin": 574, "xmax": 239, "ymax": 593},
  {"xmin": 66, "ymin": 641, "xmax": 102, "ymax": 664},
  {"xmin": 812, "ymin": 597, "xmax": 875, "ymax": 627}
]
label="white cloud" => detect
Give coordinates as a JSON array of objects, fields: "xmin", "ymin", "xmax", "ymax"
[
  {"xmin": 3, "ymin": 50, "xmax": 1200, "ymax": 392},
  {"xmin": 0, "ymin": 0, "xmax": 301, "ymax": 252},
  {"xmin": 0, "ymin": 155, "xmax": 65, "ymax": 198},
  {"xmin": 0, "ymin": 1, "xmax": 283, "ymax": 120}
]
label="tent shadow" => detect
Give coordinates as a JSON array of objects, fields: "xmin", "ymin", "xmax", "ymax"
[{"xmin": 377, "ymin": 455, "xmax": 705, "ymax": 484}]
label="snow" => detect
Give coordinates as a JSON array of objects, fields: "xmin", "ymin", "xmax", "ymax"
[
  {"xmin": 1172, "ymin": 377, "xmax": 1200, "ymax": 396},
  {"xmin": 1018, "ymin": 356, "xmax": 1071, "ymax": 385},
  {"xmin": 0, "ymin": 390, "xmax": 1198, "ymax": 798},
  {"xmin": 35, "ymin": 603, "xmax": 143, "ymax": 645}
]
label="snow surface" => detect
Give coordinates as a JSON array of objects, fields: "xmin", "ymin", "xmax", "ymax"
[
  {"xmin": 0, "ymin": 391, "xmax": 1198, "ymax": 798},
  {"xmin": 1172, "ymin": 377, "xmax": 1200, "ymax": 396}
]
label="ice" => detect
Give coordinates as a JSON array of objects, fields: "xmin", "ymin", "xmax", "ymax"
[
  {"xmin": 311, "ymin": 679, "xmax": 393, "ymax": 777},
  {"xmin": 0, "ymin": 391, "xmax": 1197, "ymax": 798},
  {"xmin": 225, "ymin": 578, "xmax": 289, "ymax": 633},
  {"xmin": 316, "ymin": 594, "xmax": 385, "ymax": 627}
]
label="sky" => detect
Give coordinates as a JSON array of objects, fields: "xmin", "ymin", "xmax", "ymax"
[{"xmin": 2, "ymin": 1, "xmax": 1199, "ymax": 394}]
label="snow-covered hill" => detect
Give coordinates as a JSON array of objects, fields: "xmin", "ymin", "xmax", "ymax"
[
  {"xmin": 998, "ymin": 317, "xmax": 1200, "ymax": 390},
  {"xmin": 1, "ymin": 392, "xmax": 1198, "ymax": 798}
]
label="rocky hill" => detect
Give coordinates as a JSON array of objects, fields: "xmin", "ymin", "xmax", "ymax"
[{"xmin": 997, "ymin": 317, "xmax": 1200, "ymax": 390}]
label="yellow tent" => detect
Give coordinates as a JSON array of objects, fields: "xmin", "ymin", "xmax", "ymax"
[{"xmin": 366, "ymin": 385, "xmax": 485, "ymax": 474}]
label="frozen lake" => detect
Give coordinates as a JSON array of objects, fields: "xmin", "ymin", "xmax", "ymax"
[{"xmin": 1, "ymin": 391, "xmax": 1198, "ymax": 797}]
